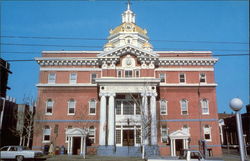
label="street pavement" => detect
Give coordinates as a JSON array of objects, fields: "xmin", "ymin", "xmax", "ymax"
[{"xmin": 43, "ymin": 149, "xmax": 249, "ymax": 161}]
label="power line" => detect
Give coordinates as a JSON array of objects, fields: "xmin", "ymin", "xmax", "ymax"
[
  {"xmin": 1, "ymin": 36, "xmax": 106, "ymax": 41},
  {"xmin": 5, "ymin": 53, "xmax": 250, "ymax": 62},
  {"xmin": 1, "ymin": 35, "xmax": 248, "ymax": 45},
  {"xmin": 1, "ymin": 51, "xmax": 249, "ymax": 56},
  {"xmin": 1, "ymin": 43, "xmax": 249, "ymax": 52}
]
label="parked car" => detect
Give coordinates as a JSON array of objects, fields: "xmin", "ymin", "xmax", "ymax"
[
  {"xmin": 0, "ymin": 146, "xmax": 45, "ymax": 161},
  {"xmin": 148, "ymin": 149, "xmax": 223, "ymax": 161}
]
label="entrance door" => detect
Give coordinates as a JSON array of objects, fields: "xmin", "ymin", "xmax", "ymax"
[
  {"xmin": 72, "ymin": 137, "xmax": 81, "ymax": 155},
  {"xmin": 123, "ymin": 130, "xmax": 134, "ymax": 146},
  {"xmin": 175, "ymin": 139, "xmax": 183, "ymax": 156}
]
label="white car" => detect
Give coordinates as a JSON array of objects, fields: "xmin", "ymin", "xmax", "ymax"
[{"xmin": 0, "ymin": 146, "xmax": 44, "ymax": 161}]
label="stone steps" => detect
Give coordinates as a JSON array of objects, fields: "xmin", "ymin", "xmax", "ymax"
[{"xmin": 97, "ymin": 145, "xmax": 160, "ymax": 157}]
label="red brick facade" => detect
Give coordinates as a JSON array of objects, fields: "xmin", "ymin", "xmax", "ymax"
[{"xmin": 33, "ymin": 5, "xmax": 222, "ymax": 157}]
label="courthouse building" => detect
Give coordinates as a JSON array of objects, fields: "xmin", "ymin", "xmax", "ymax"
[{"xmin": 33, "ymin": 4, "xmax": 222, "ymax": 157}]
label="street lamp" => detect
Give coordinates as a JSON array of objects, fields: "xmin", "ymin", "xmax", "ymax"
[{"xmin": 229, "ymin": 98, "xmax": 247, "ymax": 161}]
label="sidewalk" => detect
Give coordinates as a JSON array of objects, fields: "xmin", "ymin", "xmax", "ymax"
[
  {"xmin": 222, "ymin": 149, "xmax": 249, "ymax": 161},
  {"xmin": 44, "ymin": 149, "xmax": 249, "ymax": 161},
  {"xmin": 46, "ymin": 155, "xmax": 145, "ymax": 161}
]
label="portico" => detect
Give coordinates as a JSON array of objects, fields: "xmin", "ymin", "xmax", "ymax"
[
  {"xmin": 66, "ymin": 128, "xmax": 88, "ymax": 155},
  {"xmin": 169, "ymin": 129, "xmax": 190, "ymax": 157},
  {"xmin": 96, "ymin": 78, "xmax": 160, "ymax": 149}
]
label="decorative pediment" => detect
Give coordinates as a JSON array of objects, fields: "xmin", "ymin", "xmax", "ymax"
[
  {"xmin": 98, "ymin": 44, "xmax": 159, "ymax": 58},
  {"xmin": 66, "ymin": 128, "xmax": 88, "ymax": 136},
  {"xmin": 169, "ymin": 129, "xmax": 190, "ymax": 139}
]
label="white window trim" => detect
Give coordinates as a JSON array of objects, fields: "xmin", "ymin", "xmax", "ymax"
[
  {"xmin": 179, "ymin": 73, "xmax": 186, "ymax": 84},
  {"xmin": 180, "ymin": 99, "xmax": 188, "ymax": 115},
  {"xmin": 124, "ymin": 70, "xmax": 133, "ymax": 78},
  {"xmin": 88, "ymin": 126, "xmax": 96, "ymax": 144},
  {"xmin": 48, "ymin": 73, "xmax": 56, "ymax": 84},
  {"xmin": 135, "ymin": 70, "xmax": 140, "ymax": 77},
  {"xmin": 203, "ymin": 125, "xmax": 212, "ymax": 142},
  {"xmin": 160, "ymin": 99, "xmax": 168, "ymax": 115},
  {"xmin": 42, "ymin": 126, "xmax": 51, "ymax": 143},
  {"xmin": 161, "ymin": 125, "xmax": 168, "ymax": 143},
  {"xmin": 67, "ymin": 99, "xmax": 76, "ymax": 115},
  {"xmin": 45, "ymin": 99, "xmax": 54, "ymax": 115},
  {"xmin": 199, "ymin": 73, "xmax": 206, "ymax": 83},
  {"xmin": 90, "ymin": 73, "xmax": 98, "ymax": 84},
  {"xmin": 69, "ymin": 73, "xmax": 77, "ymax": 84},
  {"xmin": 159, "ymin": 73, "xmax": 166, "ymax": 83},
  {"xmin": 117, "ymin": 70, "xmax": 122, "ymax": 78},
  {"xmin": 201, "ymin": 99, "xmax": 209, "ymax": 115},
  {"xmin": 89, "ymin": 99, "xmax": 97, "ymax": 115}
]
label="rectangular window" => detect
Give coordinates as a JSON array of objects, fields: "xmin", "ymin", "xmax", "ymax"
[
  {"xmin": 117, "ymin": 70, "xmax": 122, "ymax": 78},
  {"xmin": 179, "ymin": 73, "xmax": 186, "ymax": 83},
  {"xmin": 88, "ymin": 126, "xmax": 95, "ymax": 144},
  {"xmin": 116, "ymin": 129, "xmax": 121, "ymax": 144},
  {"xmin": 135, "ymin": 103, "xmax": 140, "ymax": 115},
  {"xmin": 181, "ymin": 99, "xmax": 188, "ymax": 115},
  {"xmin": 200, "ymin": 73, "xmax": 206, "ymax": 83},
  {"xmin": 66, "ymin": 126, "xmax": 72, "ymax": 142},
  {"xmin": 123, "ymin": 101, "xmax": 134, "ymax": 115},
  {"xmin": 182, "ymin": 124, "xmax": 189, "ymax": 132},
  {"xmin": 43, "ymin": 125, "xmax": 51, "ymax": 142},
  {"xmin": 116, "ymin": 101, "xmax": 121, "ymax": 115},
  {"xmin": 46, "ymin": 99, "xmax": 53, "ymax": 115},
  {"xmin": 89, "ymin": 100, "xmax": 96, "ymax": 115},
  {"xmin": 135, "ymin": 70, "xmax": 140, "ymax": 77},
  {"xmin": 160, "ymin": 100, "xmax": 167, "ymax": 115},
  {"xmin": 204, "ymin": 125, "xmax": 212, "ymax": 141},
  {"xmin": 125, "ymin": 70, "xmax": 132, "ymax": 78},
  {"xmin": 70, "ymin": 73, "xmax": 77, "ymax": 84},
  {"xmin": 159, "ymin": 73, "xmax": 166, "ymax": 83},
  {"xmin": 201, "ymin": 99, "xmax": 209, "ymax": 115},
  {"xmin": 91, "ymin": 73, "xmax": 97, "ymax": 84},
  {"xmin": 68, "ymin": 99, "xmax": 76, "ymax": 115},
  {"xmin": 136, "ymin": 127, "xmax": 141, "ymax": 144},
  {"xmin": 161, "ymin": 125, "xmax": 168, "ymax": 143},
  {"xmin": 48, "ymin": 73, "xmax": 56, "ymax": 84}
]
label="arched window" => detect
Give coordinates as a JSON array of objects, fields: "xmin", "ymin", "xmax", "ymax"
[
  {"xmin": 68, "ymin": 99, "xmax": 76, "ymax": 115},
  {"xmin": 180, "ymin": 99, "xmax": 188, "ymax": 115},
  {"xmin": 46, "ymin": 99, "xmax": 53, "ymax": 115},
  {"xmin": 89, "ymin": 99, "xmax": 96, "ymax": 115},
  {"xmin": 88, "ymin": 126, "xmax": 95, "ymax": 144},
  {"xmin": 160, "ymin": 99, "xmax": 167, "ymax": 115},
  {"xmin": 201, "ymin": 99, "xmax": 209, "ymax": 114}
]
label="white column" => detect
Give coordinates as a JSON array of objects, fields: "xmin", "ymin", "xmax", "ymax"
[
  {"xmin": 70, "ymin": 137, "xmax": 73, "ymax": 155},
  {"xmin": 99, "ymin": 93, "xmax": 107, "ymax": 145},
  {"xmin": 108, "ymin": 93, "xmax": 115, "ymax": 146},
  {"xmin": 150, "ymin": 93, "xmax": 157, "ymax": 145},
  {"xmin": 80, "ymin": 136, "xmax": 83, "ymax": 155},
  {"xmin": 83, "ymin": 137, "xmax": 86, "ymax": 159},
  {"xmin": 173, "ymin": 139, "xmax": 176, "ymax": 156},
  {"xmin": 170, "ymin": 139, "xmax": 174, "ymax": 156},
  {"xmin": 67, "ymin": 136, "xmax": 70, "ymax": 155},
  {"xmin": 142, "ymin": 93, "xmax": 149, "ymax": 145}
]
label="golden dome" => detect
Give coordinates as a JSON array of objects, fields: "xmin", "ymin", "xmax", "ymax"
[
  {"xmin": 142, "ymin": 42, "xmax": 152, "ymax": 48},
  {"xmin": 110, "ymin": 23, "xmax": 147, "ymax": 36},
  {"xmin": 104, "ymin": 42, "xmax": 114, "ymax": 48}
]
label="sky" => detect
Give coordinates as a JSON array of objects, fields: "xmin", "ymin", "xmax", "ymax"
[{"xmin": 0, "ymin": 0, "xmax": 249, "ymax": 113}]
